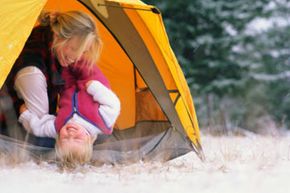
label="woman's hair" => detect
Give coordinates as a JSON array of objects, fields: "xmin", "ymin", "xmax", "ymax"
[
  {"xmin": 55, "ymin": 136, "xmax": 94, "ymax": 168},
  {"xmin": 39, "ymin": 11, "xmax": 102, "ymax": 68}
]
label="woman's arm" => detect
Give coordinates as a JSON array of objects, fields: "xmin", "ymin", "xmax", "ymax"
[
  {"xmin": 14, "ymin": 66, "xmax": 49, "ymax": 118},
  {"xmin": 14, "ymin": 66, "xmax": 57, "ymax": 138}
]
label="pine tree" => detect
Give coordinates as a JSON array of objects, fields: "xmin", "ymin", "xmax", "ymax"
[{"xmin": 144, "ymin": 0, "xmax": 290, "ymax": 131}]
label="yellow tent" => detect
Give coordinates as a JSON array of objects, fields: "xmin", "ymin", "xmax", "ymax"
[{"xmin": 0, "ymin": 0, "xmax": 204, "ymax": 163}]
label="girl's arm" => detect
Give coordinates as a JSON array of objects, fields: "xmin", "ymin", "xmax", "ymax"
[
  {"xmin": 86, "ymin": 80, "xmax": 121, "ymax": 128},
  {"xmin": 19, "ymin": 109, "xmax": 57, "ymax": 138}
]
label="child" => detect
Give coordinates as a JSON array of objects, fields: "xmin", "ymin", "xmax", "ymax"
[{"xmin": 19, "ymin": 60, "xmax": 120, "ymax": 166}]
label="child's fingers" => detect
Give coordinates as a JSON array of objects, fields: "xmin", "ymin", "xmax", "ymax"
[
  {"xmin": 19, "ymin": 104, "xmax": 27, "ymax": 113},
  {"xmin": 85, "ymin": 80, "xmax": 93, "ymax": 89}
]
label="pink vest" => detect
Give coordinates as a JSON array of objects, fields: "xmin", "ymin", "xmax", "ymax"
[{"xmin": 54, "ymin": 61, "xmax": 113, "ymax": 135}]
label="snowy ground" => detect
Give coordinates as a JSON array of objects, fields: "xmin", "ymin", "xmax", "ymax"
[{"xmin": 1, "ymin": 134, "xmax": 290, "ymax": 193}]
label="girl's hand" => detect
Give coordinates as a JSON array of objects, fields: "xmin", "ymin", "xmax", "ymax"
[
  {"xmin": 86, "ymin": 80, "xmax": 93, "ymax": 89},
  {"xmin": 19, "ymin": 104, "xmax": 27, "ymax": 114}
]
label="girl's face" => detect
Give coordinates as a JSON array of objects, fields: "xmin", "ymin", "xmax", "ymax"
[
  {"xmin": 58, "ymin": 122, "xmax": 91, "ymax": 149},
  {"xmin": 55, "ymin": 35, "xmax": 93, "ymax": 67}
]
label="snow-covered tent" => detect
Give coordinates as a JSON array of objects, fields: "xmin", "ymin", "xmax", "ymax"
[{"xmin": 0, "ymin": 0, "xmax": 204, "ymax": 164}]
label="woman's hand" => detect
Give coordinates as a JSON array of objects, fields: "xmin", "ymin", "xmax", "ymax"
[{"xmin": 19, "ymin": 104, "xmax": 28, "ymax": 114}]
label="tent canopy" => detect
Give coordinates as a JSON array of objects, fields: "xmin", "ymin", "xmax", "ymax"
[{"xmin": 0, "ymin": 0, "xmax": 204, "ymax": 163}]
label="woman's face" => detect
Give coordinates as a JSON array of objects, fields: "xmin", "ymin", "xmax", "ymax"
[
  {"xmin": 55, "ymin": 36, "xmax": 80, "ymax": 67},
  {"xmin": 55, "ymin": 35, "xmax": 92, "ymax": 67}
]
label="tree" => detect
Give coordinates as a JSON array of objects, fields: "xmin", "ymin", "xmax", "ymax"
[{"xmin": 144, "ymin": 0, "xmax": 290, "ymax": 132}]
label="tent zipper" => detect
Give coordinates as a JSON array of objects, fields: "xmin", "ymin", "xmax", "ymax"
[{"xmin": 73, "ymin": 91, "xmax": 78, "ymax": 114}]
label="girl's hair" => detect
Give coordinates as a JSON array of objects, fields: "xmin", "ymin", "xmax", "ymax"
[
  {"xmin": 39, "ymin": 11, "xmax": 102, "ymax": 68},
  {"xmin": 55, "ymin": 136, "xmax": 94, "ymax": 168}
]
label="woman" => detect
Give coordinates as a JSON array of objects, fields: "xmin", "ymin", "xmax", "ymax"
[
  {"xmin": 8, "ymin": 11, "xmax": 102, "ymax": 118},
  {"xmin": 5, "ymin": 11, "xmax": 117, "ymax": 165}
]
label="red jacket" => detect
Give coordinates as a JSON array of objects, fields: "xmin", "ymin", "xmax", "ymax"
[{"xmin": 54, "ymin": 61, "xmax": 113, "ymax": 135}]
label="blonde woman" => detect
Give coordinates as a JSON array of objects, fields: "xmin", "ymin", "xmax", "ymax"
[{"xmin": 6, "ymin": 11, "xmax": 120, "ymax": 166}]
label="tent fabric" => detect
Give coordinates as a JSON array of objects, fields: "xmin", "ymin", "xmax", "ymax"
[
  {"xmin": 0, "ymin": 126, "xmax": 191, "ymax": 164},
  {"xmin": 0, "ymin": 0, "xmax": 204, "ymax": 163},
  {"xmin": 0, "ymin": 0, "xmax": 47, "ymax": 90}
]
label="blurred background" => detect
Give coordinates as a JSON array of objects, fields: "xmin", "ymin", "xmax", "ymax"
[{"xmin": 144, "ymin": 0, "xmax": 290, "ymax": 135}]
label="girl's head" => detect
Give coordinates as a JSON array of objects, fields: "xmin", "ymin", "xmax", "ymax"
[
  {"xmin": 39, "ymin": 11, "xmax": 102, "ymax": 68},
  {"xmin": 55, "ymin": 122, "xmax": 96, "ymax": 167}
]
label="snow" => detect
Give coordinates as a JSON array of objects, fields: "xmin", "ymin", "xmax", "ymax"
[
  {"xmin": 1, "ymin": 134, "xmax": 290, "ymax": 193},
  {"xmin": 246, "ymin": 16, "xmax": 290, "ymax": 35},
  {"xmin": 251, "ymin": 71, "xmax": 290, "ymax": 81}
]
